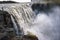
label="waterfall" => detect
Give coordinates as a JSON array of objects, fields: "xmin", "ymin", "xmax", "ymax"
[
  {"xmin": 3, "ymin": 4, "xmax": 60, "ymax": 40},
  {"xmin": 3, "ymin": 5, "xmax": 36, "ymax": 35}
]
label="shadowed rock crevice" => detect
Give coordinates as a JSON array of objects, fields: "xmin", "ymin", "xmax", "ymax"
[{"xmin": 31, "ymin": 3, "xmax": 54, "ymax": 15}]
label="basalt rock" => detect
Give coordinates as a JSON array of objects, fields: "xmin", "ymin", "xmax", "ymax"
[{"xmin": 22, "ymin": 35, "xmax": 38, "ymax": 40}]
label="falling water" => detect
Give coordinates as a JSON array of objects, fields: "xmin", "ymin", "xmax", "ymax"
[
  {"xmin": 3, "ymin": 4, "xmax": 60, "ymax": 40},
  {"xmin": 30, "ymin": 5, "xmax": 60, "ymax": 40}
]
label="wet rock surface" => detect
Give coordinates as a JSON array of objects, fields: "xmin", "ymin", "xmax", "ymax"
[
  {"xmin": 0, "ymin": 10, "xmax": 15, "ymax": 40},
  {"xmin": 22, "ymin": 35, "xmax": 38, "ymax": 40}
]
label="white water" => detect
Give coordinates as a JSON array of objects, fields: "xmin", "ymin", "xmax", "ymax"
[
  {"xmin": 3, "ymin": 5, "xmax": 60, "ymax": 40},
  {"xmin": 30, "ymin": 6, "xmax": 60, "ymax": 40},
  {"xmin": 23, "ymin": 6, "xmax": 60, "ymax": 40}
]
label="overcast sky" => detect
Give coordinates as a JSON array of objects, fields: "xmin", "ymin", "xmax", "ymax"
[{"xmin": 0, "ymin": 0, "xmax": 31, "ymax": 2}]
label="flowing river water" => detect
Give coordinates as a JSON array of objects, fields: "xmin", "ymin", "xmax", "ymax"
[{"xmin": 2, "ymin": 4, "xmax": 60, "ymax": 40}]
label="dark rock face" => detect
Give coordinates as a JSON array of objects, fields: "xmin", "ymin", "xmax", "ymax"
[
  {"xmin": 0, "ymin": 36, "xmax": 9, "ymax": 40},
  {"xmin": 31, "ymin": 3, "xmax": 50, "ymax": 11},
  {"xmin": 0, "ymin": 10, "xmax": 14, "ymax": 40},
  {"xmin": 31, "ymin": 3, "xmax": 53, "ymax": 15},
  {"xmin": 31, "ymin": 3, "xmax": 52, "ymax": 11},
  {"xmin": 22, "ymin": 35, "xmax": 38, "ymax": 40}
]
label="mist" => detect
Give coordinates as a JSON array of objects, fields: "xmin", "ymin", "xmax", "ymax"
[{"xmin": 29, "ymin": 5, "xmax": 60, "ymax": 40}]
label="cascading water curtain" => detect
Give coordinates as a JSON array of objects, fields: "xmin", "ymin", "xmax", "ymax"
[{"xmin": 2, "ymin": 3, "xmax": 60, "ymax": 40}]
